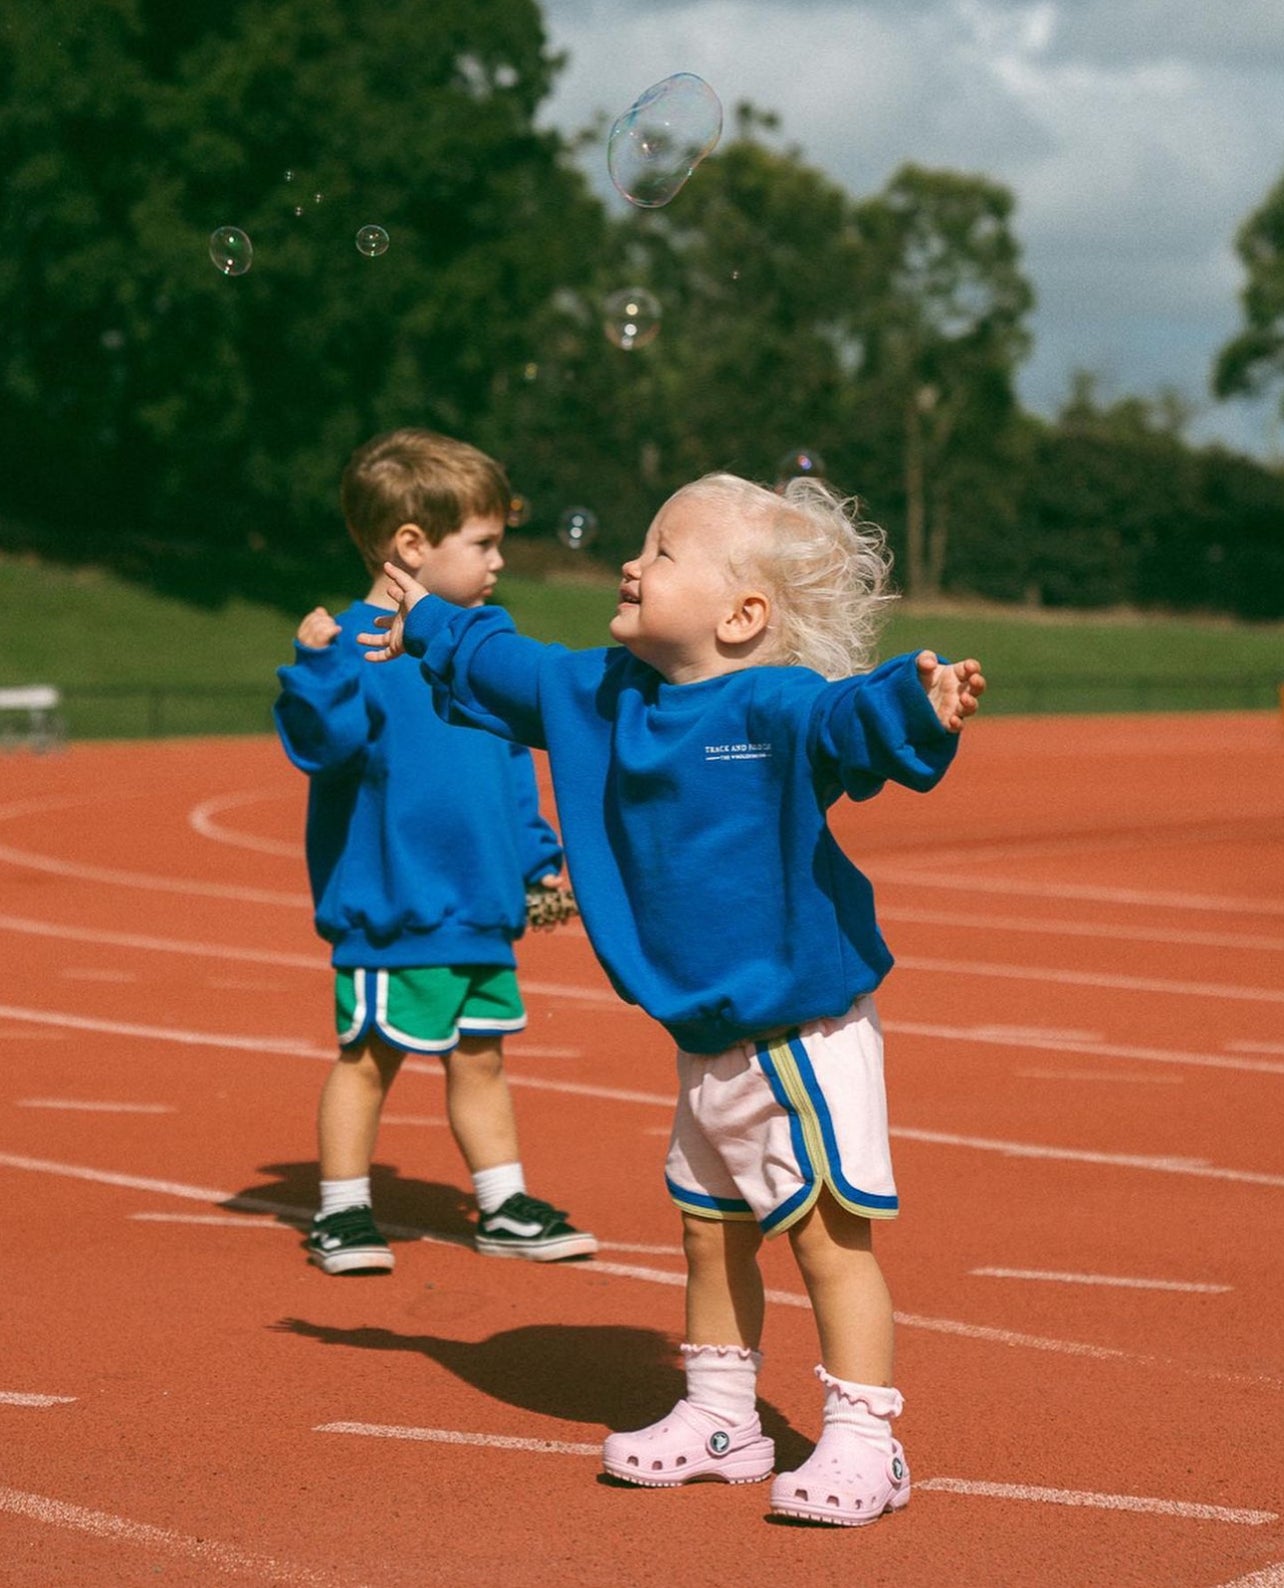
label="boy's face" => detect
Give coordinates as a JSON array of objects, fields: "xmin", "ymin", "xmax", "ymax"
[
  {"xmin": 414, "ymin": 513, "xmax": 505, "ymax": 608},
  {"xmin": 609, "ymin": 494, "xmax": 746, "ymax": 682}
]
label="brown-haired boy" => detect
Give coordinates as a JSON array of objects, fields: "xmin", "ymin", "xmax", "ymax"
[{"xmin": 275, "ymin": 427, "xmax": 596, "ymax": 1272}]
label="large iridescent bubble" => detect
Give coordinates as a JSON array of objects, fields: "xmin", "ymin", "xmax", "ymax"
[{"xmin": 608, "ymin": 73, "xmax": 722, "ymax": 208}]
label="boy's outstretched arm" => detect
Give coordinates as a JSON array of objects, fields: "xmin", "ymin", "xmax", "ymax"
[
  {"xmin": 916, "ymin": 650, "xmax": 986, "ymax": 733},
  {"xmin": 357, "ymin": 563, "xmax": 429, "ymax": 660}
]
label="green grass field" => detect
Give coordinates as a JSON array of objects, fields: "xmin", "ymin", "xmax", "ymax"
[{"xmin": 1, "ymin": 552, "xmax": 1280, "ymax": 739}]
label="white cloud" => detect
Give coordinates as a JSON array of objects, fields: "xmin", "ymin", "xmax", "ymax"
[{"xmin": 539, "ymin": 0, "xmax": 1284, "ymax": 456}]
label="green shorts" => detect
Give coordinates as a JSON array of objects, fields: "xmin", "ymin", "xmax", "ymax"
[{"xmin": 335, "ymin": 965, "xmax": 526, "ymax": 1055}]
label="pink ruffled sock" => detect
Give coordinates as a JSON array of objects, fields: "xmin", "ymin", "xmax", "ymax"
[
  {"xmin": 816, "ymin": 1367, "xmax": 902, "ymax": 1452},
  {"xmin": 681, "ymin": 1343, "xmax": 763, "ymax": 1428}
]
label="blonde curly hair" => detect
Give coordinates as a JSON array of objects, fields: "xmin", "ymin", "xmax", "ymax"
[{"xmin": 668, "ymin": 472, "xmax": 896, "ymax": 679}]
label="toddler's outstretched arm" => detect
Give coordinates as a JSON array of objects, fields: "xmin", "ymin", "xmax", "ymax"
[
  {"xmin": 916, "ymin": 651, "xmax": 986, "ymax": 733},
  {"xmin": 358, "ymin": 563, "xmax": 430, "ymax": 661}
]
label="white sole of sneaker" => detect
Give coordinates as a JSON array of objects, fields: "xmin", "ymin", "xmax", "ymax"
[
  {"xmin": 474, "ymin": 1232, "xmax": 599, "ymax": 1261},
  {"xmin": 310, "ymin": 1248, "xmax": 396, "ymax": 1275}
]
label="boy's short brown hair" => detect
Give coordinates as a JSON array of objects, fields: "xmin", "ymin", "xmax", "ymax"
[{"xmin": 340, "ymin": 428, "xmax": 511, "ymax": 572}]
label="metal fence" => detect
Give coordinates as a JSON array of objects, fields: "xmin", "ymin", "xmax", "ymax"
[{"xmin": 0, "ymin": 675, "xmax": 1277, "ymax": 747}]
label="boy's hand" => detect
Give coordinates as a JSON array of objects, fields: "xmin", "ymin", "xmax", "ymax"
[
  {"xmin": 358, "ymin": 563, "xmax": 431, "ymax": 662},
  {"xmin": 916, "ymin": 650, "xmax": 986, "ymax": 733},
  {"xmin": 296, "ymin": 607, "xmax": 340, "ymax": 649}
]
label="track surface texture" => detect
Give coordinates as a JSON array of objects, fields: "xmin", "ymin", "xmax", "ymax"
[{"xmin": 2, "ymin": 712, "xmax": 1281, "ymax": 1588}]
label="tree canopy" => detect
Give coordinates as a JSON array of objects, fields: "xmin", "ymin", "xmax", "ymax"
[{"xmin": 1, "ymin": 1, "xmax": 1280, "ymax": 621}]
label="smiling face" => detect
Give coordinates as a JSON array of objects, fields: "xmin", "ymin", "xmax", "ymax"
[{"xmin": 608, "ymin": 491, "xmax": 771, "ymax": 683}]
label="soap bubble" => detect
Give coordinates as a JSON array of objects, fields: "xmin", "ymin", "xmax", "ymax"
[
  {"xmin": 557, "ymin": 507, "xmax": 599, "ymax": 551},
  {"xmin": 774, "ymin": 447, "xmax": 827, "ymax": 488},
  {"xmin": 506, "ymin": 494, "xmax": 532, "ymax": 529},
  {"xmin": 355, "ymin": 224, "xmax": 390, "ymax": 257},
  {"xmin": 603, "ymin": 287, "xmax": 661, "ymax": 350},
  {"xmin": 209, "ymin": 226, "xmax": 252, "ymax": 277},
  {"xmin": 608, "ymin": 73, "xmax": 722, "ymax": 208}
]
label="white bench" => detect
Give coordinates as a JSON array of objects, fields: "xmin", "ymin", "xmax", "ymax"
[{"xmin": 0, "ymin": 684, "xmax": 66, "ymax": 752}]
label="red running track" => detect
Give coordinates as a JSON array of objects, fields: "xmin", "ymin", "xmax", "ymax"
[{"xmin": 1, "ymin": 712, "xmax": 1282, "ymax": 1587}]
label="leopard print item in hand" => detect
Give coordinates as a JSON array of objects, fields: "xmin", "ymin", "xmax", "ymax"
[{"xmin": 525, "ymin": 885, "xmax": 580, "ymax": 930}]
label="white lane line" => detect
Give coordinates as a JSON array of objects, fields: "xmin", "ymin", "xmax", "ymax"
[
  {"xmin": 894, "ymin": 1126, "xmax": 1284, "ymax": 1189},
  {"xmin": 60, "ymin": 968, "xmax": 137, "ymax": 983},
  {"xmin": 0, "ymin": 839, "xmax": 310, "ymax": 907},
  {"xmin": 1014, "ymin": 1069, "xmax": 1182, "ymax": 1085},
  {"xmin": 1, "ymin": 1152, "xmax": 1277, "ymax": 1388},
  {"xmin": 0, "ymin": 1484, "xmax": 369, "ymax": 1586},
  {"xmin": 189, "ymin": 791, "xmax": 298, "ymax": 858},
  {"xmin": 2, "ymin": 1009, "xmax": 1281, "ymax": 1186},
  {"xmin": 317, "ymin": 1423, "xmax": 601, "ymax": 1456},
  {"xmin": 880, "ymin": 903, "xmax": 1284, "ymax": 953},
  {"xmin": 915, "ymin": 1478, "xmax": 1276, "ymax": 1527},
  {"xmin": 312, "ymin": 1426, "xmax": 1277, "ymax": 1526},
  {"xmin": 380, "ymin": 1115, "xmax": 449, "ymax": 1127},
  {"xmin": 869, "ymin": 864, "xmax": 1284, "ymax": 918},
  {"xmin": 18, "ymin": 1099, "xmax": 175, "ymax": 1114},
  {"xmin": 4, "ymin": 905, "xmax": 1280, "ymax": 1010},
  {"xmin": 129, "ymin": 1213, "xmax": 299, "ymax": 1229},
  {"xmin": 969, "ymin": 1268, "xmax": 1232, "ymax": 1294},
  {"xmin": 1217, "ymin": 1566, "xmax": 1284, "ymax": 1587},
  {"xmin": 0, "ymin": 1391, "xmax": 76, "ymax": 1407},
  {"xmin": 1228, "ymin": 1040, "xmax": 1284, "ymax": 1056},
  {"xmin": 892, "ymin": 1020, "xmax": 1284, "ymax": 1078},
  {"xmin": 897, "ymin": 953, "xmax": 1284, "ymax": 1005},
  {"xmin": 0, "ymin": 912, "xmax": 323, "ymax": 968}
]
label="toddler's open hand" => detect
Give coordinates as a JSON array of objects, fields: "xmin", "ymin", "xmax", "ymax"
[
  {"xmin": 917, "ymin": 651, "xmax": 986, "ymax": 733},
  {"xmin": 358, "ymin": 563, "xmax": 431, "ymax": 662}
]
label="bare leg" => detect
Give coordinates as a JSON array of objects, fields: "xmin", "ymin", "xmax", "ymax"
[
  {"xmin": 787, "ymin": 1190, "xmax": 894, "ymax": 1385},
  {"xmin": 317, "ymin": 1037, "xmax": 404, "ymax": 1181},
  {"xmin": 682, "ymin": 1212, "xmax": 766, "ymax": 1349},
  {"xmin": 440, "ymin": 1035, "xmax": 520, "ymax": 1173}
]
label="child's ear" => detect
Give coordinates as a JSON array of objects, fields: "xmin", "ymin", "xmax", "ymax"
[
  {"xmin": 716, "ymin": 589, "xmax": 771, "ymax": 647},
  {"xmin": 390, "ymin": 522, "xmax": 429, "ymax": 569}
]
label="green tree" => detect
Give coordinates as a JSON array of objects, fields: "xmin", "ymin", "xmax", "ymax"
[
  {"xmin": 0, "ymin": 0, "xmax": 602, "ymax": 603},
  {"xmin": 1214, "ymin": 172, "xmax": 1284, "ymax": 412},
  {"xmin": 848, "ymin": 165, "xmax": 1034, "ymax": 598}
]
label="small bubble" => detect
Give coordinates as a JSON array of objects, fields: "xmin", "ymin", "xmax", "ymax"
[
  {"xmin": 313, "ymin": 192, "xmax": 324, "ymax": 205},
  {"xmin": 774, "ymin": 447, "xmax": 827, "ymax": 488},
  {"xmin": 209, "ymin": 226, "xmax": 252, "ymax": 277},
  {"xmin": 355, "ymin": 224, "xmax": 390, "ymax": 257},
  {"xmin": 283, "ymin": 170, "xmax": 296, "ymax": 183},
  {"xmin": 608, "ymin": 73, "xmax": 722, "ymax": 208},
  {"xmin": 506, "ymin": 494, "xmax": 532, "ymax": 529},
  {"xmin": 603, "ymin": 286, "xmax": 661, "ymax": 351},
  {"xmin": 556, "ymin": 507, "xmax": 599, "ymax": 551}
]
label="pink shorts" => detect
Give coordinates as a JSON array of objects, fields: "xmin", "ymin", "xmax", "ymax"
[{"xmin": 664, "ymin": 998, "xmax": 898, "ymax": 1236}]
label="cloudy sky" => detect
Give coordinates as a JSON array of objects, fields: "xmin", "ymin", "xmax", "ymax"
[{"xmin": 539, "ymin": 0, "xmax": 1284, "ymax": 458}]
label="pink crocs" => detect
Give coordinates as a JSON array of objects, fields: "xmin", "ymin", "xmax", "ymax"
[
  {"xmin": 770, "ymin": 1428, "xmax": 910, "ymax": 1526},
  {"xmin": 602, "ymin": 1398, "xmax": 775, "ymax": 1488}
]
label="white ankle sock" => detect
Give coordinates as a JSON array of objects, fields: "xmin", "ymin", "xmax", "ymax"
[
  {"xmin": 319, "ymin": 1176, "xmax": 371, "ymax": 1218},
  {"xmin": 472, "ymin": 1162, "xmax": 525, "ymax": 1215},
  {"xmin": 816, "ymin": 1367, "xmax": 902, "ymax": 1454},
  {"xmin": 681, "ymin": 1343, "xmax": 763, "ymax": 1428}
]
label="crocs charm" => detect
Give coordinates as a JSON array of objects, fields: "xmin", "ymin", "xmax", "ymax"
[
  {"xmin": 707, "ymin": 1430, "xmax": 731, "ymax": 1457},
  {"xmin": 891, "ymin": 1455, "xmax": 905, "ymax": 1482}
]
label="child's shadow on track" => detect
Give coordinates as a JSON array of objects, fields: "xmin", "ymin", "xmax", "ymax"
[
  {"xmin": 271, "ymin": 1316, "xmax": 810, "ymax": 1464},
  {"xmin": 221, "ymin": 1160, "xmax": 476, "ymax": 1248}
]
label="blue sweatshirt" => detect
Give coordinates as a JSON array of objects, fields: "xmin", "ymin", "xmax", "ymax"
[
  {"xmin": 403, "ymin": 597, "xmax": 959, "ymax": 1053},
  {"xmin": 274, "ymin": 601, "xmax": 562, "ymax": 970}
]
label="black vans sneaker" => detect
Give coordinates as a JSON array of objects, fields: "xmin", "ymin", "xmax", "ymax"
[
  {"xmin": 475, "ymin": 1193, "xmax": 598, "ymax": 1261},
  {"xmin": 307, "ymin": 1205, "xmax": 395, "ymax": 1275}
]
